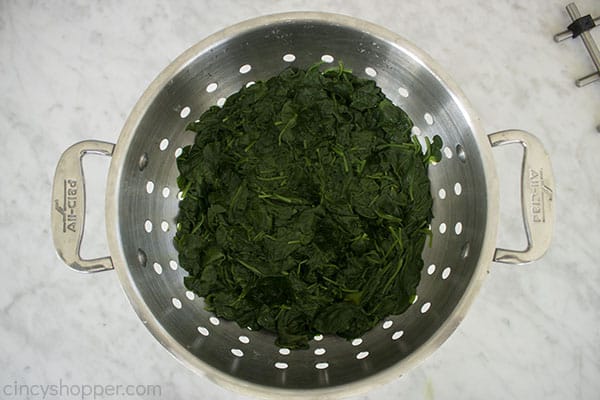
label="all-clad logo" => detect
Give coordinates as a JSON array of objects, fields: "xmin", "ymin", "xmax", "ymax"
[
  {"xmin": 54, "ymin": 179, "xmax": 78, "ymax": 233},
  {"xmin": 529, "ymin": 168, "xmax": 552, "ymax": 223}
]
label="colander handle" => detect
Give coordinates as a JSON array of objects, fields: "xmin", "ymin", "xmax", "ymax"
[
  {"xmin": 489, "ymin": 130, "xmax": 555, "ymax": 265},
  {"xmin": 51, "ymin": 140, "xmax": 115, "ymax": 273}
]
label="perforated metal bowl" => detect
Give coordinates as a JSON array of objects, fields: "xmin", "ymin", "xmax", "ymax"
[{"xmin": 51, "ymin": 12, "xmax": 555, "ymax": 399}]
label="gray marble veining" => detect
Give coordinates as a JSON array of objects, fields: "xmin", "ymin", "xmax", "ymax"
[{"xmin": 1, "ymin": 1, "xmax": 599, "ymax": 399}]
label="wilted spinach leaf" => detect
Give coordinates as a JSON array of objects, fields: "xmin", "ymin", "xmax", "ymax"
[{"xmin": 175, "ymin": 62, "xmax": 442, "ymax": 349}]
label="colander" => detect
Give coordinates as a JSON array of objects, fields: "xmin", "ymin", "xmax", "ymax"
[{"xmin": 51, "ymin": 12, "xmax": 555, "ymax": 399}]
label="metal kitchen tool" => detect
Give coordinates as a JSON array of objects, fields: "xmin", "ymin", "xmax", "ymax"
[
  {"xmin": 554, "ymin": 2, "xmax": 600, "ymax": 131},
  {"xmin": 51, "ymin": 13, "xmax": 555, "ymax": 399}
]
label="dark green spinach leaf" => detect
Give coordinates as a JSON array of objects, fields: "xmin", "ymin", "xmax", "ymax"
[{"xmin": 175, "ymin": 62, "xmax": 442, "ymax": 349}]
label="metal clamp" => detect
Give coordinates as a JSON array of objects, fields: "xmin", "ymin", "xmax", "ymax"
[
  {"xmin": 489, "ymin": 130, "xmax": 555, "ymax": 265},
  {"xmin": 554, "ymin": 2, "xmax": 600, "ymax": 132},
  {"xmin": 554, "ymin": 2, "xmax": 600, "ymax": 87},
  {"xmin": 51, "ymin": 140, "xmax": 115, "ymax": 273}
]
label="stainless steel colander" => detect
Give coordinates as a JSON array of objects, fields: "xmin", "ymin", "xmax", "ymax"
[{"xmin": 51, "ymin": 12, "xmax": 555, "ymax": 399}]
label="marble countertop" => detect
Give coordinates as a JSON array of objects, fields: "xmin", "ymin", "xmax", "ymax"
[{"xmin": 1, "ymin": 0, "xmax": 599, "ymax": 399}]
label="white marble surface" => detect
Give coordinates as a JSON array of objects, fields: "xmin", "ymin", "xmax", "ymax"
[{"xmin": 1, "ymin": 0, "xmax": 599, "ymax": 399}]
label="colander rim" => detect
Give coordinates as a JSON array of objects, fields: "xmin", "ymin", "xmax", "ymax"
[{"xmin": 105, "ymin": 11, "xmax": 499, "ymax": 399}]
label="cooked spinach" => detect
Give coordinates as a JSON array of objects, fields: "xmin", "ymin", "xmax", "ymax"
[{"xmin": 175, "ymin": 62, "xmax": 442, "ymax": 349}]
